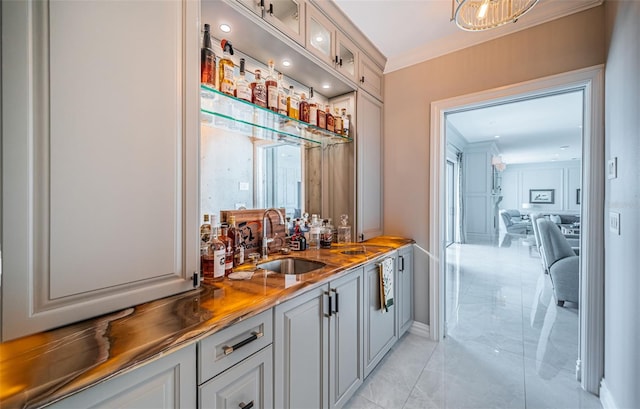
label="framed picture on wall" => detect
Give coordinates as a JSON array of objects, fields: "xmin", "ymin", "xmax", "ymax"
[
  {"xmin": 577, "ymin": 188, "xmax": 581, "ymax": 205},
  {"xmin": 529, "ymin": 189, "xmax": 555, "ymax": 204}
]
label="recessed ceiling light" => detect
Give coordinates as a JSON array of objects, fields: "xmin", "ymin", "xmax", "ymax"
[
  {"xmin": 219, "ymin": 24, "xmax": 231, "ymax": 33},
  {"xmin": 560, "ymin": 145, "xmax": 569, "ymax": 150},
  {"xmin": 322, "ymin": 84, "xmax": 331, "ymax": 89},
  {"xmin": 282, "ymin": 59, "xmax": 291, "ymax": 67},
  {"xmin": 315, "ymin": 35, "xmax": 324, "ymax": 42},
  {"xmin": 494, "ymin": 135, "xmax": 500, "ymax": 138}
]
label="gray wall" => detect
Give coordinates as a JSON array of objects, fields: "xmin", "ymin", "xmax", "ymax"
[
  {"xmin": 383, "ymin": 7, "xmax": 606, "ymax": 325},
  {"xmin": 603, "ymin": 1, "xmax": 640, "ymax": 408}
]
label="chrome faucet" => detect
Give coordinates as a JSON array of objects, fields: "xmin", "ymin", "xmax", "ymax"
[{"xmin": 262, "ymin": 208, "xmax": 285, "ymax": 260}]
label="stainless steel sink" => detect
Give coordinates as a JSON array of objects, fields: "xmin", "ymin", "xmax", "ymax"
[
  {"xmin": 257, "ymin": 258, "xmax": 326, "ymax": 275},
  {"xmin": 341, "ymin": 250, "xmax": 367, "ymax": 255}
]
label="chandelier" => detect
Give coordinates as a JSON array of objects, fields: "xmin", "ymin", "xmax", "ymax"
[{"xmin": 452, "ymin": 0, "xmax": 540, "ymax": 31}]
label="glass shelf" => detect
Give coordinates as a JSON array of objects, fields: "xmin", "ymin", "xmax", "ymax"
[{"xmin": 200, "ymin": 85, "xmax": 352, "ymax": 146}]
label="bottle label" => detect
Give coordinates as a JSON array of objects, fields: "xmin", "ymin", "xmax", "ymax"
[
  {"xmin": 224, "ymin": 64, "xmax": 234, "ymax": 81},
  {"xmin": 278, "ymin": 94, "xmax": 288, "ymax": 114},
  {"xmin": 221, "ymin": 81, "xmax": 234, "ymax": 95},
  {"xmin": 237, "ymin": 85, "xmax": 251, "ymax": 101},
  {"xmin": 268, "ymin": 86, "xmax": 278, "ymax": 109},
  {"xmin": 290, "ymin": 100, "xmax": 299, "ymax": 110},
  {"xmin": 309, "ymin": 106, "xmax": 318, "ymax": 126},
  {"xmin": 214, "ymin": 249, "xmax": 225, "ymax": 278},
  {"xmin": 254, "ymin": 85, "xmax": 267, "ymax": 106}
]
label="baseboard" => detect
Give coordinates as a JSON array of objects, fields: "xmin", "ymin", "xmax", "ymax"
[
  {"xmin": 600, "ymin": 379, "xmax": 618, "ymax": 409},
  {"xmin": 408, "ymin": 321, "xmax": 430, "ymax": 338}
]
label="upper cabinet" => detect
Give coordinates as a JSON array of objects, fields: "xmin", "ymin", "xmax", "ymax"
[
  {"xmin": 1, "ymin": 0, "xmax": 200, "ymax": 341},
  {"xmin": 306, "ymin": 6, "xmax": 360, "ymax": 84},
  {"xmin": 359, "ymin": 53, "xmax": 384, "ymax": 101},
  {"xmin": 238, "ymin": 0, "xmax": 306, "ymax": 45}
]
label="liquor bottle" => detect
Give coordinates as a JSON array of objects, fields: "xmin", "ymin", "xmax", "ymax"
[
  {"xmin": 228, "ymin": 215, "xmax": 244, "ymax": 266},
  {"xmin": 308, "ymin": 88, "xmax": 318, "ymax": 127},
  {"xmin": 277, "ymin": 73, "xmax": 288, "ymax": 115},
  {"xmin": 334, "ymin": 107, "xmax": 343, "ymax": 135},
  {"xmin": 287, "ymin": 86, "xmax": 299, "ymax": 119},
  {"xmin": 299, "ymin": 93, "xmax": 310, "ymax": 123},
  {"xmin": 320, "ymin": 219, "xmax": 333, "ymax": 249},
  {"xmin": 325, "ymin": 105, "xmax": 335, "ymax": 132},
  {"xmin": 317, "ymin": 103, "xmax": 326, "ymax": 129},
  {"xmin": 204, "ymin": 215, "xmax": 225, "ymax": 280},
  {"xmin": 200, "ymin": 24, "xmax": 216, "ymax": 87},
  {"xmin": 235, "ymin": 58, "xmax": 251, "ymax": 102},
  {"xmin": 265, "ymin": 60, "xmax": 279, "ymax": 112},
  {"xmin": 287, "ymin": 85, "xmax": 300, "ymax": 119},
  {"xmin": 341, "ymin": 108, "xmax": 350, "ymax": 137},
  {"xmin": 218, "ymin": 39, "xmax": 235, "ymax": 96},
  {"xmin": 250, "ymin": 69, "xmax": 268, "ymax": 108},
  {"xmin": 221, "ymin": 225, "xmax": 234, "ymax": 276},
  {"xmin": 200, "ymin": 213, "xmax": 212, "ymax": 248}
]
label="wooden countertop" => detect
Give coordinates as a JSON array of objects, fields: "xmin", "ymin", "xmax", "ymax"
[{"xmin": 0, "ymin": 237, "xmax": 413, "ymax": 408}]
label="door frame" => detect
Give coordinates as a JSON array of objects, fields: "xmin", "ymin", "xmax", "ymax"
[{"xmin": 428, "ymin": 65, "xmax": 604, "ymax": 394}]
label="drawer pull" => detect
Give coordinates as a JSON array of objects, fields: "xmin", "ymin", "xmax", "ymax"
[
  {"xmin": 223, "ymin": 331, "xmax": 263, "ymax": 356},
  {"xmin": 239, "ymin": 401, "xmax": 254, "ymax": 409}
]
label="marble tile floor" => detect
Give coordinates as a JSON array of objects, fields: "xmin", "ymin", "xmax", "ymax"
[{"xmin": 344, "ymin": 239, "xmax": 601, "ymax": 409}]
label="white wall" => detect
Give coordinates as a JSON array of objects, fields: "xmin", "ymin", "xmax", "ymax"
[
  {"xmin": 383, "ymin": 7, "xmax": 605, "ymax": 325},
  {"xmin": 602, "ymin": 2, "xmax": 640, "ymax": 408},
  {"xmin": 500, "ymin": 161, "xmax": 581, "ymax": 214}
]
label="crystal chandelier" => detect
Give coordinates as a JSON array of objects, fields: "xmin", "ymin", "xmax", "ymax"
[{"xmin": 452, "ymin": 0, "xmax": 540, "ymax": 31}]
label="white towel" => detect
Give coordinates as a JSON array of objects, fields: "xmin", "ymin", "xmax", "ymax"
[{"xmin": 379, "ymin": 258, "xmax": 394, "ymax": 312}]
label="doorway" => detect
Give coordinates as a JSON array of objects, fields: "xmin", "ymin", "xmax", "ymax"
[
  {"xmin": 445, "ymin": 159, "xmax": 456, "ymax": 247},
  {"xmin": 428, "ymin": 66, "xmax": 605, "ymax": 394}
]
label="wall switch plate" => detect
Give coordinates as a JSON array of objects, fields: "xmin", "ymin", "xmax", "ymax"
[
  {"xmin": 607, "ymin": 157, "xmax": 617, "ymax": 179},
  {"xmin": 609, "ymin": 212, "xmax": 620, "ymax": 235},
  {"xmin": 239, "ymin": 182, "xmax": 249, "ymax": 191}
]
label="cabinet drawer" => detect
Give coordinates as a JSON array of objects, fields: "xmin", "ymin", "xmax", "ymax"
[
  {"xmin": 198, "ymin": 309, "xmax": 273, "ymax": 383},
  {"xmin": 199, "ymin": 345, "xmax": 273, "ymax": 409}
]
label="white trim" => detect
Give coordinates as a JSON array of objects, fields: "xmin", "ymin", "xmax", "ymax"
[
  {"xmin": 429, "ymin": 65, "xmax": 605, "ymax": 394},
  {"xmin": 408, "ymin": 321, "xmax": 430, "ymax": 339},
  {"xmin": 599, "ymin": 379, "xmax": 618, "ymax": 409}
]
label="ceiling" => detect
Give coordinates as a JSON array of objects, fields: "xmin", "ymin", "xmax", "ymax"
[
  {"xmin": 447, "ymin": 90, "xmax": 583, "ymax": 164},
  {"xmin": 333, "ymin": 0, "xmax": 602, "ymax": 73},
  {"xmin": 333, "ymin": 0, "xmax": 597, "ymax": 165}
]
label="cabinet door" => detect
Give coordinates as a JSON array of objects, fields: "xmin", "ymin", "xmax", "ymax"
[
  {"xmin": 335, "ymin": 32, "xmax": 359, "ymax": 84},
  {"xmin": 1, "ymin": 0, "xmax": 200, "ymax": 341},
  {"xmin": 397, "ymin": 245, "xmax": 414, "ymax": 336},
  {"xmin": 199, "ymin": 345, "xmax": 273, "ymax": 409},
  {"xmin": 265, "ymin": 0, "xmax": 306, "ymax": 45},
  {"xmin": 306, "ymin": 5, "xmax": 336, "ymax": 67},
  {"xmin": 50, "ymin": 344, "xmax": 196, "ymax": 409},
  {"xmin": 274, "ymin": 286, "xmax": 329, "ymax": 409},
  {"xmin": 356, "ymin": 91, "xmax": 384, "ymax": 241},
  {"xmin": 363, "ymin": 257, "xmax": 397, "ymax": 377},
  {"xmin": 329, "ymin": 268, "xmax": 364, "ymax": 409},
  {"xmin": 358, "ymin": 53, "xmax": 384, "ymax": 101}
]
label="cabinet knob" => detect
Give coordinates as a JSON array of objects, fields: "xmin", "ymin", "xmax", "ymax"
[{"xmin": 360, "ymin": 76, "xmax": 365, "ymax": 83}]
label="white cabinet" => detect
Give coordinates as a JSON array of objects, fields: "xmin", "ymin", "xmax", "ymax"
[
  {"xmin": 328, "ymin": 268, "xmax": 365, "ymax": 409},
  {"xmin": 274, "ymin": 286, "xmax": 328, "ymax": 409},
  {"xmin": 306, "ymin": 6, "xmax": 360, "ymax": 83},
  {"xmin": 358, "ymin": 53, "xmax": 384, "ymax": 101},
  {"xmin": 356, "ymin": 91, "xmax": 384, "ymax": 241},
  {"xmin": 198, "ymin": 310, "xmax": 274, "ymax": 409},
  {"xmin": 397, "ymin": 245, "xmax": 414, "ymax": 336},
  {"xmin": 363, "ymin": 256, "xmax": 397, "ymax": 377},
  {"xmin": 49, "ymin": 344, "xmax": 196, "ymax": 409},
  {"xmin": 1, "ymin": 0, "xmax": 200, "ymax": 341},
  {"xmin": 238, "ymin": 0, "xmax": 306, "ymax": 45},
  {"xmin": 274, "ymin": 267, "xmax": 364, "ymax": 409},
  {"xmin": 199, "ymin": 346, "xmax": 273, "ymax": 409}
]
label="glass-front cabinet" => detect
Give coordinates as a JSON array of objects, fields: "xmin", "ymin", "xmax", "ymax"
[
  {"xmin": 305, "ymin": 6, "xmax": 360, "ymax": 83},
  {"xmin": 238, "ymin": 0, "xmax": 306, "ymax": 45}
]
